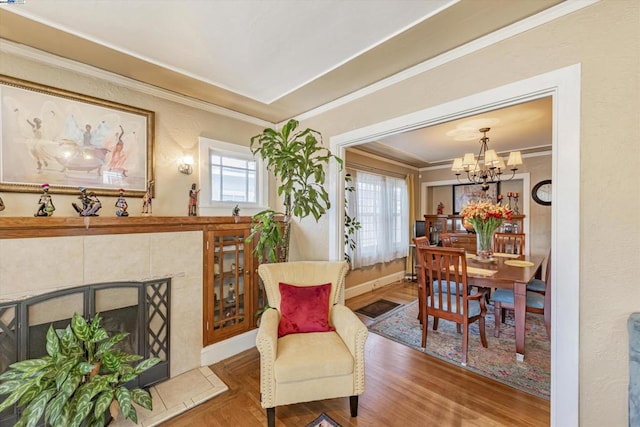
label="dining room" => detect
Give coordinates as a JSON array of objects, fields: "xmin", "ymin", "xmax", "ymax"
[{"xmin": 332, "ymin": 65, "xmax": 577, "ymax": 419}]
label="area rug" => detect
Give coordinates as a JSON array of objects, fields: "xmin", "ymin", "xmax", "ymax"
[
  {"xmin": 368, "ymin": 300, "xmax": 550, "ymax": 399},
  {"xmin": 306, "ymin": 412, "xmax": 341, "ymax": 427},
  {"xmin": 355, "ymin": 298, "xmax": 401, "ymax": 319}
]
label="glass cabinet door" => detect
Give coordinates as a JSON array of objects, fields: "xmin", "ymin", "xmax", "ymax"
[{"xmin": 205, "ymin": 228, "xmax": 252, "ymax": 343}]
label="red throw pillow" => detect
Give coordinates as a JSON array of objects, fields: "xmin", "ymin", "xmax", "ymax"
[{"xmin": 277, "ymin": 282, "xmax": 335, "ymax": 338}]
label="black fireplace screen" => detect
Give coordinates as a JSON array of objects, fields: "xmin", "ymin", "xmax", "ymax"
[{"xmin": 0, "ymin": 278, "xmax": 170, "ymax": 426}]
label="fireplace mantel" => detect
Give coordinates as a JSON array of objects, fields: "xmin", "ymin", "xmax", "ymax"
[{"xmin": 0, "ymin": 216, "xmax": 253, "ymax": 239}]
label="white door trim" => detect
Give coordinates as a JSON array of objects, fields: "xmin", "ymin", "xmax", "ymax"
[{"xmin": 329, "ymin": 64, "xmax": 581, "ymax": 426}]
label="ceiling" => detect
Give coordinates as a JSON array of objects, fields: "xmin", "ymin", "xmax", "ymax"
[
  {"xmin": 0, "ymin": 1, "xmax": 560, "ymax": 168},
  {"xmin": 355, "ymin": 96, "xmax": 553, "ymax": 168}
]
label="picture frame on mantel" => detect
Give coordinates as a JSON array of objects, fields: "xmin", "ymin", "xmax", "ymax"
[
  {"xmin": 453, "ymin": 182, "xmax": 500, "ymax": 214},
  {"xmin": 0, "ymin": 75, "xmax": 155, "ymax": 197}
]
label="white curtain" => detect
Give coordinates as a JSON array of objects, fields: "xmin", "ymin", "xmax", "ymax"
[{"xmin": 350, "ymin": 170, "xmax": 409, "ymax": 269}]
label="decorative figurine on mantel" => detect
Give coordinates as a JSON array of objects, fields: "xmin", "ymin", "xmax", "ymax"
[
  {"xmin": 142, "ymin": 180, "xmax": 154, "ymax": 215},
  {"xmin": 34, "ymin": 183, "xmax": 55, "ymax": 217},
  {"xmin": 115, "ymin": 188, "xmax": 129, "ymax": 217},
  {"xmin": 72, "ymin": 186, "xmax": 102, "ymax": 216},
  {"xmin": 0, "ymin": 194, "xmax": 5, "ymax": 212},
  {"xmin": 232, "ymin": 204, "xmax": 240, "ymax": 222},
  {"xmin": 437, "ymin": 202, "xmax": 444, "ymax": 215},
  {"xmin": 188, "ymin": 183, "xmax": 200, "ymax": 216}
]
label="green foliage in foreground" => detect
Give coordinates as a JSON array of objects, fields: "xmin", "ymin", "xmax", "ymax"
[{"xmin": 0, "ymin": 312, "xmax": 160, "ymax": 427}]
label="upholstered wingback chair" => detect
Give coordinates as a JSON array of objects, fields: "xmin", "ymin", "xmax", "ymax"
[{"xmin": 256, "ymin": 261, "xmax": 368, "ymax": 427}]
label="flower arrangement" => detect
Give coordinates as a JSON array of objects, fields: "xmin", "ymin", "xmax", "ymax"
[{"xmin": 460, "ymin": 200, "xmax": 512, "ymax": 258}]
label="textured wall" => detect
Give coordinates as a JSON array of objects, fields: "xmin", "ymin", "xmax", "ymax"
[
  {"xmin": 301, "ymin": 2, "xmax": 640, "ymax": 425},
  {"xmin": 0, "ymin": 1, "xmax": 638, "ymax": 424},
  {"xmin": 0, "ymin": 51, "xmax": 264, "ymax": 217},
  {"xmin": 0, "ymin": 231, "xmax": 203, "ymax": 378}
]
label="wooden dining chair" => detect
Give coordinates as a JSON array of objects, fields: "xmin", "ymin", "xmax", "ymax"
[
  {"xmin": 413, "ymin": 236, "xmax": 429, "ymax": 324},
  {"xmin": 493, "ymin": 254, "xmax": 551, "ymax": 339},
  {"xmin": 493, "ymin": 232, "xmax": 526, "ymax": 255},
  {"xmin": 415, "ymin": 245, "xmax": 488, "ymax": 365},
  {"xmin": 439, "ymin": 233, "xmax": 453, "ymax": 247},
  {"xmin": 527, "ymin": 249, "xmax": 551, "ymax": 295}
]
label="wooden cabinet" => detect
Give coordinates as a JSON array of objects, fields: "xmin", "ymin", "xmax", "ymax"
[
  {"xmin": 203, "ymin": 223, "xmax": 267, "ymax": 345},
  {"xmin": 424, "ymin": 214, "xmax": 525, "ymax": 251}
]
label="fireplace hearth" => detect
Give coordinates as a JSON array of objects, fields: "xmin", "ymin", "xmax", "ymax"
[{"xmin": 0, "ymin": 278, "xmax": 170, "ymax": 426}]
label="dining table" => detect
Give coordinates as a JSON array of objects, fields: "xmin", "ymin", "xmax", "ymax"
[{"xmin": 464, "ymin": 253, "xmax": 545, "ymax": 362}]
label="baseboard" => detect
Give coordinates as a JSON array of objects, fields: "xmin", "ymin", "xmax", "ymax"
[
  {"xmin": 201, "ymin": 329, "xmax": 258, "ymax": 366},
  {"xmin": 345, "ymin": 271, "xmax": 406, "ymax": 300}
]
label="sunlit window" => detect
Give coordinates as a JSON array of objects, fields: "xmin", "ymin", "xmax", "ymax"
[
  {"xmin": 198, "ymin": 137, "xmax": 267, "ymax": 215},
  {"xmin": 210, "ymin": 152, "xmax": 257, "ymax": 203}
]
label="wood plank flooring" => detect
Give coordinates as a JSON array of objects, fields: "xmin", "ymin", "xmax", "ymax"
[{"xmin": 163, "ymin": 279, "xmax": 550, "ymax": 426}]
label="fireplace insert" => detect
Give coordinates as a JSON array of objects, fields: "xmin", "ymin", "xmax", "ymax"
[{"xmin": 0, "ymin": 278, "xmax": 170, "ymax": 426}]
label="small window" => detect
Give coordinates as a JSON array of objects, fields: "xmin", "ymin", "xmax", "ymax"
[
  {"xmin": 198, "ymin": 137, "xmax": 267, "ymax": 215},
  {"xmin": 210, "ymin": 151, "xmax": 257, "ymax": 203}
]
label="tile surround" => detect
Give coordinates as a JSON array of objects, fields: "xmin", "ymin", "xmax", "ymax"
[
  {"xmin": 0, "ymin": 231, "xmax": 204, "ymax": 378},
  {"xmin": 111, "ymin": 367, "xmax": 228, "ymax": 427}
]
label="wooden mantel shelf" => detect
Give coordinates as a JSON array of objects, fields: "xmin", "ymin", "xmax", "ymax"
[{"xmin": 0, "ymin": 216, "xmax": 254, "ymax": 239}]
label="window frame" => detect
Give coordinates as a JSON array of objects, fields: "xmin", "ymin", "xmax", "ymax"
[{"xmin": 198, "ymin": 137, "xmax": 268, "ymax": 216}]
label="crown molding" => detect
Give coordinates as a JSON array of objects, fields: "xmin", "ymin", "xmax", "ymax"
[
  {"xmin": 347, "ymin": 147, "xmax": 420, "ymax": 171},
  {"xmin": 290, "ymin": 0, "xmax": 599, "ymax": 124},
  {"xmin": 0, "ymin": 39, "xmax": 274, "ymax": 128}
]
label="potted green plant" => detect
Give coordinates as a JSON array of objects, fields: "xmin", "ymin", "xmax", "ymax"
[
  {"xmin": 247, "ymin": 119, "xmax": 343, "ymax": 263},
  {"xmin": 0, "ymin": 312, "xmax": 160, "ymax": 427},
  {"xmin": 344, "ymin": 173, "xmax": 361, "ymax": 267}
]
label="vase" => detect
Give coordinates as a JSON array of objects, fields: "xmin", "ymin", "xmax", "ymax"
[{"xmin": 475, "ymin": 227, "xmax": 497, "ymax": 260}]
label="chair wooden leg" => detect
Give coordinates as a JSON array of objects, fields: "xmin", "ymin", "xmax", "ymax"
[
  {"xmin": 461, "ymin": 323, "xmax": 469, "ymax": 365},
  {"xmin": 456, "ymin": 324, "xmax": 462, "ymax": 334},
  {"xmin": 266, "ymin": 407, "xmax": 275, "ymax": 427},
  {"xmin": 494, "ymin": 303, "xmax": 501, "ymax": 338},
  {"xmin": 421, "ymin": 313, "xmax": 428, "ymax": 347},
  {"xmin": 350, "ymin": 395, "xmax": 358, "ymax": 417},
  {"xmin": 479, "ymin": 315, "xmax": 488, "ymax": 348},
  {"xmin": 433, "ymin": 317, "xmax": 439, "ymax": 330}
]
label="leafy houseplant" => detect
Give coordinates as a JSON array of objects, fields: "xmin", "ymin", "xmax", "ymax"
[
  {"xmin": 344, "ymin": 173, "xmax": 361, "ymax": 266},
  {"xmin": 0, "ymin": 312, "xmax": 160, "ymax": 427},
  {"xmin": 247, "ymin": 119, "xmax": 343, "ymax": 263}
]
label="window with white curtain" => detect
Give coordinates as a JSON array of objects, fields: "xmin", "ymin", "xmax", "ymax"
[{"xmin": 347, "ymin": 169, "xmax": 409, "ymax": 268}]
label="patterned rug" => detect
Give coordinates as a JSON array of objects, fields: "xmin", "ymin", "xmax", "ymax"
[{"xmin": 368, "ymin": 300, "xmax": 550, "ymax": 399}]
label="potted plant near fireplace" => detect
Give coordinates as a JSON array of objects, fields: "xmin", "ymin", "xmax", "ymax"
[
  {"xmin": 0, "ymin": 312, "xmax": 160, "ymax": 427},
  {"xmin": 247, "ymin": 119, "xmax": 343, "ymax": 263}
]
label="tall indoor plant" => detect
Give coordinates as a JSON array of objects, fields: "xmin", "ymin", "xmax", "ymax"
[
  {"xmin": 0, "ymin": 312, "xmax": 160, "ymax": 427},
  {"xmin": 248, "ymin": 119, "xmax": 343, "ymax": 263}
]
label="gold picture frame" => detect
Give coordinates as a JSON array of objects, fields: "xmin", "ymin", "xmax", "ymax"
[{"xmin": 0, "ymin": 75, "xmax": 154, "ymax": 197}]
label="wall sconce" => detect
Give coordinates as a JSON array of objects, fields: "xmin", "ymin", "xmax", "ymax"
[{"xmin": 178, "ymin": 155, "xmax": 194, "ymax": 175}]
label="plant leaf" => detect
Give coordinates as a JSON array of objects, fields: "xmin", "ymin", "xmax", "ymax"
[
  {"xmin": 130, "ymin": 388, "xmax": 153, "ymax": 410},
  {"xmin": 17, "ymin": 387, "xmax": 55, "ymax": 427},
  {"xmin": 8, "ymin": 358, "xmax": 51, "ymax": 372},
  {"xmin": 46, "ymin": 325, "xmax": 60, "ymax": 358},
  {"xmin": 0, "ymin": 380, "xmax": 32, "ymax": 412},
  {"xmin": 135, "ymin": 357, "xmax": 161, "ymax": 373},
  {"xmin": 70, "ymin": 313, "xmax": 91, "ymax": 342},
  {"xmin": 115, "ymin": 386, "xmax": 133, "ymax": 420},
  {"xmin": 93, "ymin": 390, "xmax": 113, "ymax": 418}
]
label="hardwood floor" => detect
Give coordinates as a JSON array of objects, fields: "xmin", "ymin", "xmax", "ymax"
[{"xmin": 163, "ymin": 280, "xmax": 550, "ymax": 426}]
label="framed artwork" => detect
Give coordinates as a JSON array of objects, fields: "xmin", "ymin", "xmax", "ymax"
[
  {"xmin": 453, "ymin": 182, "xmax": 500, "ymax": 214},
  {"xmin": 0, "ymin": 75, "xmax": 154, "ymax": 197}
]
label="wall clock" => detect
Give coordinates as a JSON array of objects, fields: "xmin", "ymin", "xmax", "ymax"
[{"xmin": 532, "ymin": 179, "xmax": 552, "ymax": 206}]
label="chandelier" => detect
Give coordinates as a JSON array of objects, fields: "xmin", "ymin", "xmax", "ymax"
[{"xmin": 451, "ymin": 127, "xmax": 523, "ymax": 191}]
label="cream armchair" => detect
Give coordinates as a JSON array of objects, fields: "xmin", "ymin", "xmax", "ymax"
[{"xmin": 256, "ymin": 261, "xmax": 368, "ymax": 427}]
